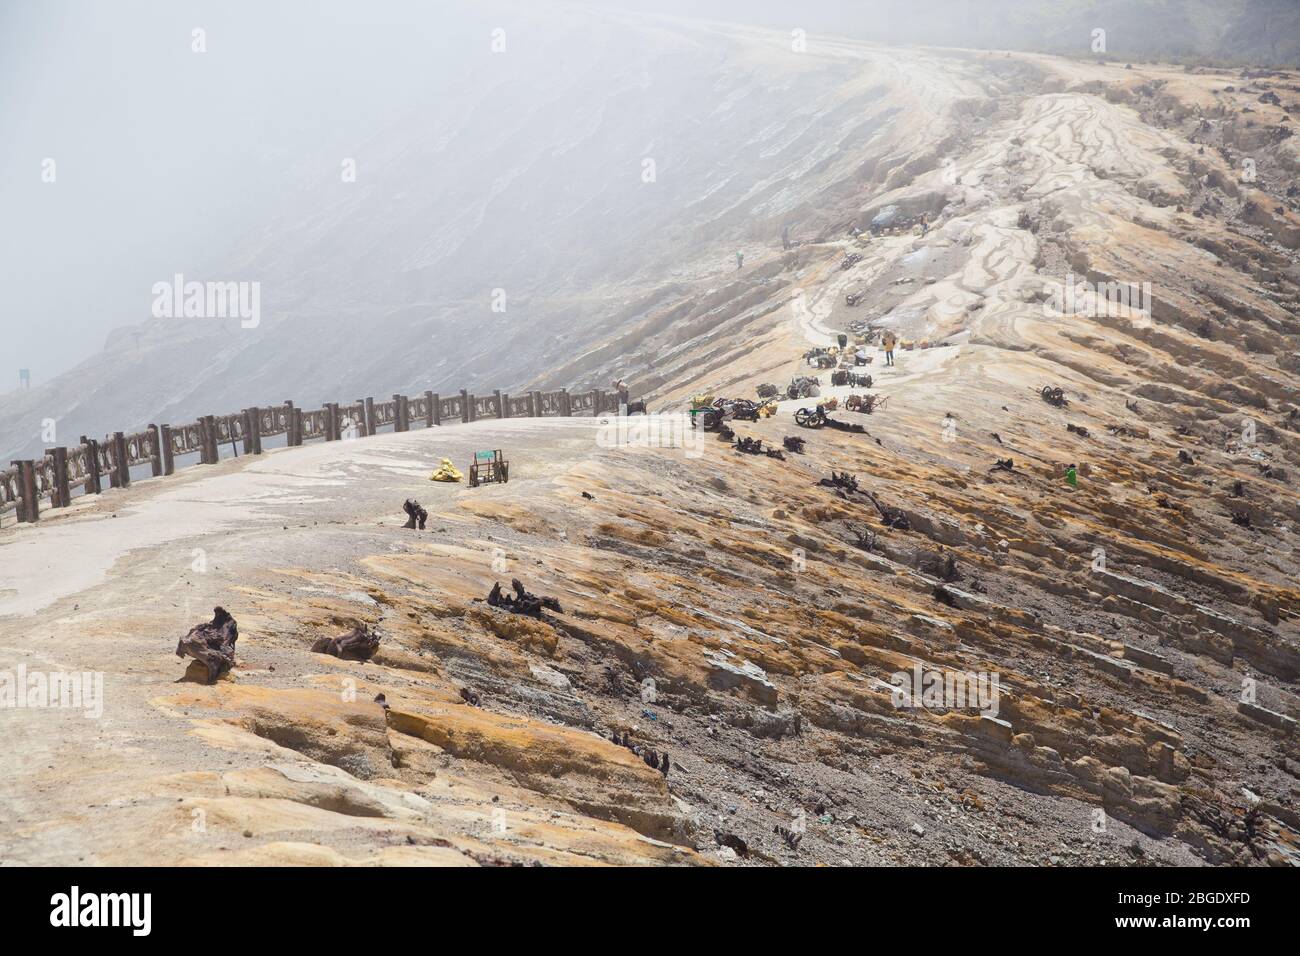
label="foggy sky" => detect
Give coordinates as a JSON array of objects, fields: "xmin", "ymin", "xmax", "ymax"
[{"xmin": 0, "ymin": 0, "xmax": 495, "ymax": 387}]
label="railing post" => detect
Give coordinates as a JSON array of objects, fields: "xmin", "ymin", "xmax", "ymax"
[
  {"xmin": 431, "ymin": 393, "xmax": 441, "ymax": 426},
  {"xmin": 159, "ymin": 426, "xmax": 175, "ymax": 475},
  {"xmin": 81, "ymin": 436, "xmax": 102, "ymax": 493},
  {"xmin": 424, "ymin": 390, "xmax": 435, "ymax": 428},
  {"xmin": 285, "ymin": 402, "xmax": 301, "ymax": 447},
  {"xmin": 209, "ymin": 416, "xmax": 222, "ymax": 462},
  {"xmin": 594, "ymin": 389, "xmax": 606, "ymax": 415},
  {"xmin": 460, "ymin": 389, "xmax": 471, "ymax": 423},
  {"xmin": 248, "ymin": 407, "xmax": 263, "ymax": 454},
  {"xmin": 203, "ymin": 417, "xmax": 219, "ymax": 463},
  {"xmin": 393, "ymin": 394, "xmax": 408, "ymax": 432},
  {"xmin": 364, "ymin": 397, "xmax": 377, "ymax": 436},
  {"xmin": 561, "ymin": 388, "xmax": 571, "ymax": 416},
  {"xmin": 146, "ymin": 425, "xmax": 162, "ymax": 476},
  {"xmin": 113, "ymin": 432, "xmax": 131, "ymax": 486},
  {"xmin": 10, "ymin": 460, "xmax": 37, "ymax": 523},
  {"xmin": 496, "ymin": 390, "xmax": 508, "ymax": 419},
  {"xmin": 324, "ymin": 403, "xmax": 337, "ymax": 441},
  {"xmin": 48, "ymin": 447, "xmax": 70, "ymax": 508},
  {"xmin": 240, "ymin": 410, "xmax": 254, "ymax": 454},
  {"xmin": 531, "ymin": 391, "xmax": 543, "ymax": 417}
]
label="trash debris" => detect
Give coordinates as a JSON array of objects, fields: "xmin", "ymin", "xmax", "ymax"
[
  {"xmin": 1039, "ymin": 385, "xmax": 1068, "ymax": 407},
  {"xmin": 582, "ymin": 491, "xmax": 595, "ymax": 500},
  {"xmin": 402, "ymin": 498, "xmax": 428, "ymax": 529},
  {"xmin": 486, "ymin": 578, "xmax": 563, "ymax": 617},
  {"xmin": 1231, "ymin": 511, "xmax": 1252, "ymax": 528},
  {"xmin": 735, "ymin": 436, "xmax": 785, "ymax": 459},
  {"xmin": 846, "ymin": 522, "xmax": 877, "ymax": 551},
  {"xmin": 175, "ymin": 607, "xmax": 238, "ymax": 684},
  {"xmin": 430, "ymin": 458, "xmax": 464, "ymax": 482},
  {"xmin": 1066, "ymin": 423, "xmax": 1089, "ymax": 437},
  {"xmin": 756, "ymin": 383, "xmax": 780, "ymax": 399},
  {"xmin": 782, "ymin": 436, "xmax": 806, "ymax": 454},
  {"xmin": 459, "ymin": 687, "xmax": 481, "ymax": 706},
  {"xmin": 1178, "ymin": 450, "xmax": 1195, "ymax": 465},
  {"xmin": 774, "ymin": 824, "xmax": 803, "ymax": 850},
  {"xmin": 311, "ymin": 623, "xmax": 381, "ymax": 662},
  {"xmin": 865, "ymin": 491, "xmax": 910, "ymax": 530},
  {"xmin": 991, "ymin": 457, "xmax": 1015, "ymax": 472},
  {"xmin": 818, "ymin": 471, "xmax": 860, "ymax": 494},
  {"xmin": 374, "ymin": 693, "xmax": 389, "ymax": 710}
]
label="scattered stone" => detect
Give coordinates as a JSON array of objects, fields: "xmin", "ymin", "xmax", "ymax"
[
  {"xmin": 1238, "ymin": 701, "xmax": 1296, "ymax": 732},
  {"xmin": 715, "ymin": 830, "xmax": 749, "ymax": 856}
]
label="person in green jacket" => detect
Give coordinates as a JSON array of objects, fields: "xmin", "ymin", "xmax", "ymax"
[{"xmin": 1065, "ymin": 463, "xmax": 1078, "ymax": 487}]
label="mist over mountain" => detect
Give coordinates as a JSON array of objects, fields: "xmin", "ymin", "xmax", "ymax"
[
  {"xmin": 4, "ymin": 0, "xmax": 1298, "ymax": 461},
  {"xmin": 1, "ymin": 4, "xmax": 888, "ymax": 457}
]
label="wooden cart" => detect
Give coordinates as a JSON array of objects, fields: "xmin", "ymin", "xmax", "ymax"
[{"xmin": 469, "ymin": 449, "xmax": 509, "ymax": 487}]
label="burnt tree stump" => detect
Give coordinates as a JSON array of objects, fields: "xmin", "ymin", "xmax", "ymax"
[
  {"xmin": 176, "ymin": 607, "xmax": 239, "ymax": 683},
  {"xmin": 311, "ymin": 624, "xmax": 380, "ymax": 662}
]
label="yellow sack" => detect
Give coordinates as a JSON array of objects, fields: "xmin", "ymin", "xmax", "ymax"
[{"xmin": 429, "ymin": 458, "xmax": 464, "ymax": 482}]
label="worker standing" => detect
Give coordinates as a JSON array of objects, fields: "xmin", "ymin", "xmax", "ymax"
[
  {"xmin": 735, "ymin": 250, "xmax": 744, "ymax": 271},
  {"xmin": 881, "ymin": 330, "xmax": 897, "ymax": 367},
  {"xmin": 837, "ymin": 332, "xmax": 848, "ymax": 350},
  {"xmin": 1065, "ymin": 463, "xmax": 1078, "ymax": 488}
]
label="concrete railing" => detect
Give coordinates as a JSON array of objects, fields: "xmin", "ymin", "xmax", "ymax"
[{"xmin": 2, "ymin": 384, "xmax": 621, "ymax": 526}]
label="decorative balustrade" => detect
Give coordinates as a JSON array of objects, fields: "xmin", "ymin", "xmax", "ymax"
[{"xmin": 1, "ymin": 382, "xmax": 628, "ymax": 527}]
